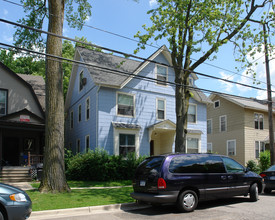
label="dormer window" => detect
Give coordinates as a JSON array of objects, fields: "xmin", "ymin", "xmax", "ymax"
[{"xmin": 156, "ymin": 65, "xmax": 167, "ymax": 86}]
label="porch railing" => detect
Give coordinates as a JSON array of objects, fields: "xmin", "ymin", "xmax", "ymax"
[{"xmin": 28, "ymin": 151, "xmax": 43, "ymax": 166}]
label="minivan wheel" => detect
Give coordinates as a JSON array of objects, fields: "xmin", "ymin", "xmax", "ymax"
[
  {"xmin": 0, "ymin": 210, "xmax": 4, "ymax": 220},
  {"xmin": 249, "ymin": 183, "xmax": 259, "ymax": 202},
  {"xmin": 177, "ymin": 190, "xmax": 198, "ymax": 212}
]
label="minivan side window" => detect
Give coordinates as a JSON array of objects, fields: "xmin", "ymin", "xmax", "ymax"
[
  {"xmin": 136, "ymin": 156, "xmax": 165, "ymax": 176},
  {"xmin": 169, "ymin": 155, "xmax": 225, "ymax": 173},
  {"xmin": 222, "ymin": 157, "xmax": 244, "ymax": 173}
]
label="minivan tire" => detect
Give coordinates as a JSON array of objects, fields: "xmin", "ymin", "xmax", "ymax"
[
  {"xmin": 249, "ymin": 183, "xmax": 259, "ymax": 202},
  {"xmin": 177, "ymin": 190, "xmax": 198, "ymax": 212}
]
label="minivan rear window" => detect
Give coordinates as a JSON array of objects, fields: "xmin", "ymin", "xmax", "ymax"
[
  {"xmin": 169, "ymin": 155, "xmax": 226, "ymax": 173},
  {"xmin": 136, "ymin": 156, "xmax": 165, "ymax": 176}
]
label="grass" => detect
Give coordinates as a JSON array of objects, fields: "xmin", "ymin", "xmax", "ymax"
[
  {"xmin": 28, "ymin": 181, "xmax": 134, "ymax": 211},
  {"xmin": 30, "ymin": 180, "xmax": 132, "ymax": 189}
]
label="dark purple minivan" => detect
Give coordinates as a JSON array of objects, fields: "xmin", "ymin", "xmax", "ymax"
[{"xmin": 131, "ymin": 153, "xmax": 263, "ymax": 212}]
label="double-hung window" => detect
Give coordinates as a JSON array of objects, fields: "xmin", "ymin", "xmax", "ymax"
[
  {"xmin": 227, "ymin": 140, "xmax": 236, "ymax": 156},
  {"xmin": 254, "ymin": 113, "xmax": 263, "ymax": 130},
  {"xmin": 70, "ymin": 111, "xmax": 74, "ymax": 129},
  {"xmin": 188, "ymin": 104, "xmax": 197, "ymax": 123},
  {"xmin": 157, "ymin": 99, "xmax": 165, "ymax": 120},
  {"xmin": 156, "ymin": 65, "xmax": 167, "ymax": 86},
  {"xmin": 220, "ymin": 115, "xmax": 227, "ymax": 132},
  {"xmin": 207, "ymin": 119, "xmax": 212, "ymax": 134},
  {"xmin": 0, "ymin": 89, "xmax": 7, "ymax": 116},
  {"xmin": 85, "ymin": 135, "xmax": 90, "ymax": 153},
  {"xmin": 78, "ymin": 105, "xmax": 82, "ymax": 122},
  {"xmin": 117, "ymin": 93, "xmax": 134, "ymax": 117},
  {"xmin": 86, "ymin": 98, "xmax": 90, "ymax": 120},
  {"xmin": 255, "ymin": 141, "xmax": 265, "ymax": 158},
  {"xmin": 119, "ymin": 134, "xmax": 135, "ymax": 156},
  {"xmin": 187, "ymin": 137, "xmax": 199, "ymax": 153}
]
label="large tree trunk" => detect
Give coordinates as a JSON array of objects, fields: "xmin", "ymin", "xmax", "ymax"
[
  {"xmin": 175, "ymin": 70, "xmax": 190, "ymax": 153},
  {"xmin": 39, "ymin": 0, "xmax": 70, "ymax": 193}
]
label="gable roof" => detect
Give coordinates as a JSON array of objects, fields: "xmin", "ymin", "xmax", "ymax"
[
  {"xmin": 0, "ymin": 62, "xmax": 45, "ymax": 116},
  {"xmin": 71, "ymin": 45, "xmax": 210, "ymax": 104},
  {"xmin": 209, "ymin": 94, "xmax": 271, "ymax": 112},
  {"xmin": 18, "ymin": 74, "xmax": 46, "ymax": 111}
]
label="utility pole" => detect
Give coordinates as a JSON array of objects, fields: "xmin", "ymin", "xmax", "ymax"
[{"xmin": 263, "ymin": 23, "xmax": 275, "ymax": 165}]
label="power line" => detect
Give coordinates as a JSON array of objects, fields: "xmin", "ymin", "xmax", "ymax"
[
  {"xmin": 0, "ymin": 18, "xmax": 272, "ymax": 94},
  {"xmin": 1, "ymin": 42, "xmax": 274, "ymax": 106},
  {"xmin": 2, "ymin": 0, "xmax": 274, "ymax": 88}
]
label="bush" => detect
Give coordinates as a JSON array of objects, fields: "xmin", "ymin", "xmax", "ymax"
[
  {"xmin": 66, "ymin": 148, "xmax": 147, "ymax": 181},
  {"xmin": 246, "ymin": 160, "xmax": 260, "ymax": 174},
  {"xmin": 259, "ymin": 150, "xmax": 270, "ymax": 172}
]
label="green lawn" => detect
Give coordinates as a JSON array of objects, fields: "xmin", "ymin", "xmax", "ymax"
[
  {"xmin": 31, "ymin": 180, "xmax": 132, "ymax": 189},
  {"xmin": 28, "ymin": 187, "xmax": 135, "ymax": 211}
]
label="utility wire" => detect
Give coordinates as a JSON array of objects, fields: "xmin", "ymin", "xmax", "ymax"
[
  {"xmin": 0, "ymin": 18, "xmax": 272, "ymax": 94},
  {"xmin": 1, "ymin": 0, "xmax": 273, "ymax": 87},
  {"xmin": 0, "ymin": 42, "xmax": 274, "ymax": 106}
]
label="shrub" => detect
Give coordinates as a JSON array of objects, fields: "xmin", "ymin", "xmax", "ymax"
[
  {"xmin": 246, "ymin": 160, "xmax": 260, "ymax": 174},
  {"xmin": 66, "ymin": 148, "xmax": 147, "ymax": 181},
  {"xmin": 259, "ymin": 150, "xmax": 270, "ymax": 172}
]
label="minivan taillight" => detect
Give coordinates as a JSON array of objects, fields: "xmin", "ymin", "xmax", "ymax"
[
  {"xmin": 260, "ymin": 173, "xmax": 266, "ymax": 178},
  {"xmin": 158, "ymin": 178, "xmax": 167, "ymax": 189}
]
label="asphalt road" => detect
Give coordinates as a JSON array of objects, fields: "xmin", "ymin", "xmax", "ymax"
[{"xmin": 30, "ymin": 194, "xmax": 275, "ymax": 220}]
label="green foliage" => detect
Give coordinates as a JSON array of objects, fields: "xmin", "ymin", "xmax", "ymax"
[
  {"xmin": 66, "ymin": 148, "xmax": 147, "ymax": 181},
  {"xmin": 246, "ymin": 160, "xmax": 260, "ymax": 174},
  {"xmin": 259, "ymin": 150, "xmax": 271, "ymax": 172}
]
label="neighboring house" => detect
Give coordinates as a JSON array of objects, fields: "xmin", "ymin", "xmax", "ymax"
[
  {"xmin": 65, "ymin": 45, "xmax": 211, "ymax": 157},
  {"xmin": 207, "ymin": 94, "xmax": 275, "ymax": 166},
  {"xmin": 0, "ymin": 62, "xmax": 45, "ymax": 166}
]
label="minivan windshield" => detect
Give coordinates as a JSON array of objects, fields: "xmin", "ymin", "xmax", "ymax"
[{"xmin": 135, "ymin": 156, "xmax": 165, "ymax": 176}]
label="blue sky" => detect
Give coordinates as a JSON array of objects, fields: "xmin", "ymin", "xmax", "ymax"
[{"xmin": 0, "ymin": 0, "xmax": 274, "ymax": 100}]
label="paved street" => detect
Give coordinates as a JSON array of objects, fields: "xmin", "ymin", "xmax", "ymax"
[{"xmin": 30, "ymin": 194, "xmax": 275, "ymax": 220}]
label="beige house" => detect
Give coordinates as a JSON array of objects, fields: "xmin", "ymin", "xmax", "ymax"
[
  {"xmin": 207, "ymin": 94, "xmax": 275, "ymax": 166},
  {"xmin": 0, "ymin": 62, "xmax": 45, "ymax": 166}
]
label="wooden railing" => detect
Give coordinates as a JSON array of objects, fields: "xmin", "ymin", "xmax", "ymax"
[{"xmin": 28, "ymin": 152, "xmax": 43, "ymax": 166}]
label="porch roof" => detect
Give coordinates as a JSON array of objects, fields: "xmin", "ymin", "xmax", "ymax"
[{"xmin": 112, "ymin": 122, "xmax": 141, "ymax": 129}]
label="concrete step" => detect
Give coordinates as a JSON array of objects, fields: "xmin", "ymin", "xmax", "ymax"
[{"xmin": 0, "ymin": 166, "xmax": 32, "ymax": 182}]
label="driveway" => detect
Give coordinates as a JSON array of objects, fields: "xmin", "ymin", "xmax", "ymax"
[{"xmin": 30, "ymin": 194, "xmax": 275, "ymax": 220}]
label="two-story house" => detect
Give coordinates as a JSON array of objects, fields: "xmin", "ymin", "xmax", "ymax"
[
  {"xmin": 207, "ymin": 94, "xmax": 275, "ymax": 165},
  {"xmin": 65, "ymin": 45, "xmax": 211, "ymax": 157},
  {"xmin": 0, "ymin": 62, "xmax": 45, "ymax": 167}
]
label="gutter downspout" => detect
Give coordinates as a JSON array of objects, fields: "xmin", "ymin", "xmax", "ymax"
[{"xmin": 96, "ymin": 86, "xmax": 101, "ymax": 148}]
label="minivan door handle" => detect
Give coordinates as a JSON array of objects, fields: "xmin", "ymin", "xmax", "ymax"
[{"xmin": 221, "ymin": 176, "xmax": 227, "ymax": 180}]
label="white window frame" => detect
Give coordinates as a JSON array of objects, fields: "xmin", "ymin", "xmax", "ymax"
[
  {"xmin": 254, "ymin": 113, "xmax": 264, "ymax": 130},
  {"xmin": 116, "ymin": 92, "xmax": 135, "ymax": 118},
  {"xmin": 113, "ymin": 128, "xmax": 140, "ymax": 157},
  {"xmin": 255, "ymin": 141, "xmax": 265, "ymax": 158},
  {"xmin": 156, "ymin": 98, "xmax": 166, "ymax": 120},
  {"xmin": 207, "ymin": 119, "xmax": 212, "ymax": 134},
  {"xmin": 219, "ymin": 115, "xmax": 227, "ymax": 132},
  {"xmin": 207, "ymin": 143, "xmax": 213, "ymax": 153},
  {"xmin": 86, "ymin": 97, "xmax": 90, "ymax": 121},
  {"xmin": 186, "ymin": 136, "xmax": 201, "ymax": 153},
  {"xmin": 85, "ymin": 135, "xmax": 90, "ymax": 153},
  {"xmin": 70, "ymin": 111, "xmax": 74, "ymax": 129},
  {"xmin": 155, "ymin": 64, "xmax": 168, "ymax": 86},
  {"xmin": 227, "ymin": 139, "xmax": 236, "ymax": 156},
  {"xmin": 79, "ymin": 70, "xmax": 84, "ymax": 91},
  {"xmin": 76, "ymin": 139, "xmax": 80, "ymax": 153},
  {"xmin": 187, "ymin": 104, "xmax": 197, "ymax": 124},
  {"xmin": 78, "ymin": 104, "xmax": 82, "ymax": 122},
  {"xmin": 214, "ymin": 100, "xmax": 220, "ymax": 108},
  {"xmin": 0, "ymin": 89, "xmax": 8, "ymax": 116}
]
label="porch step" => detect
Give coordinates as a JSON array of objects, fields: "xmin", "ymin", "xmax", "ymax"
[{"xmin": 0, "ymin": 166, "xmax": 32, "ymax": 183}]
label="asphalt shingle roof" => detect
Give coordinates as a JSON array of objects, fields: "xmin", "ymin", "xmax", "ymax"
[{"xmin": 77, "ymin": 47, "xmax": 141, "ymax": 87}]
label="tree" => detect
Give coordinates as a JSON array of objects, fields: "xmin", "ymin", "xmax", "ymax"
[
  {"xmin": 134, "ymin": 0, "xmax": 273, "ymax": 153},
  {"xmin": 13, "ymin": 0, "xmax": 92, "ymax": 193}
]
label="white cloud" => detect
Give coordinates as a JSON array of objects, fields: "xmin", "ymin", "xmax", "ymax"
[
  {"xmin": 219, "ymin": 72, "xmax": 235, "ymax": 93},
  {"xmin": 149, "ymin": 0, "xmax": 157, "ymax": 7}
]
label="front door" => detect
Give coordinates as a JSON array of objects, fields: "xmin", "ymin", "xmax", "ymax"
[{"xmin": 3, "ymin": 137, "xmax": 20, "ymax": 166}]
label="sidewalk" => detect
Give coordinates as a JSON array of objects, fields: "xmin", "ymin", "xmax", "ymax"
[
  {"xmin": 7, "ymin": 182, "xmax": 149, "ymax": 219},
  {"xmin": 29, "ymin": 203, "xmax": 150, "ymax": 220}
]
